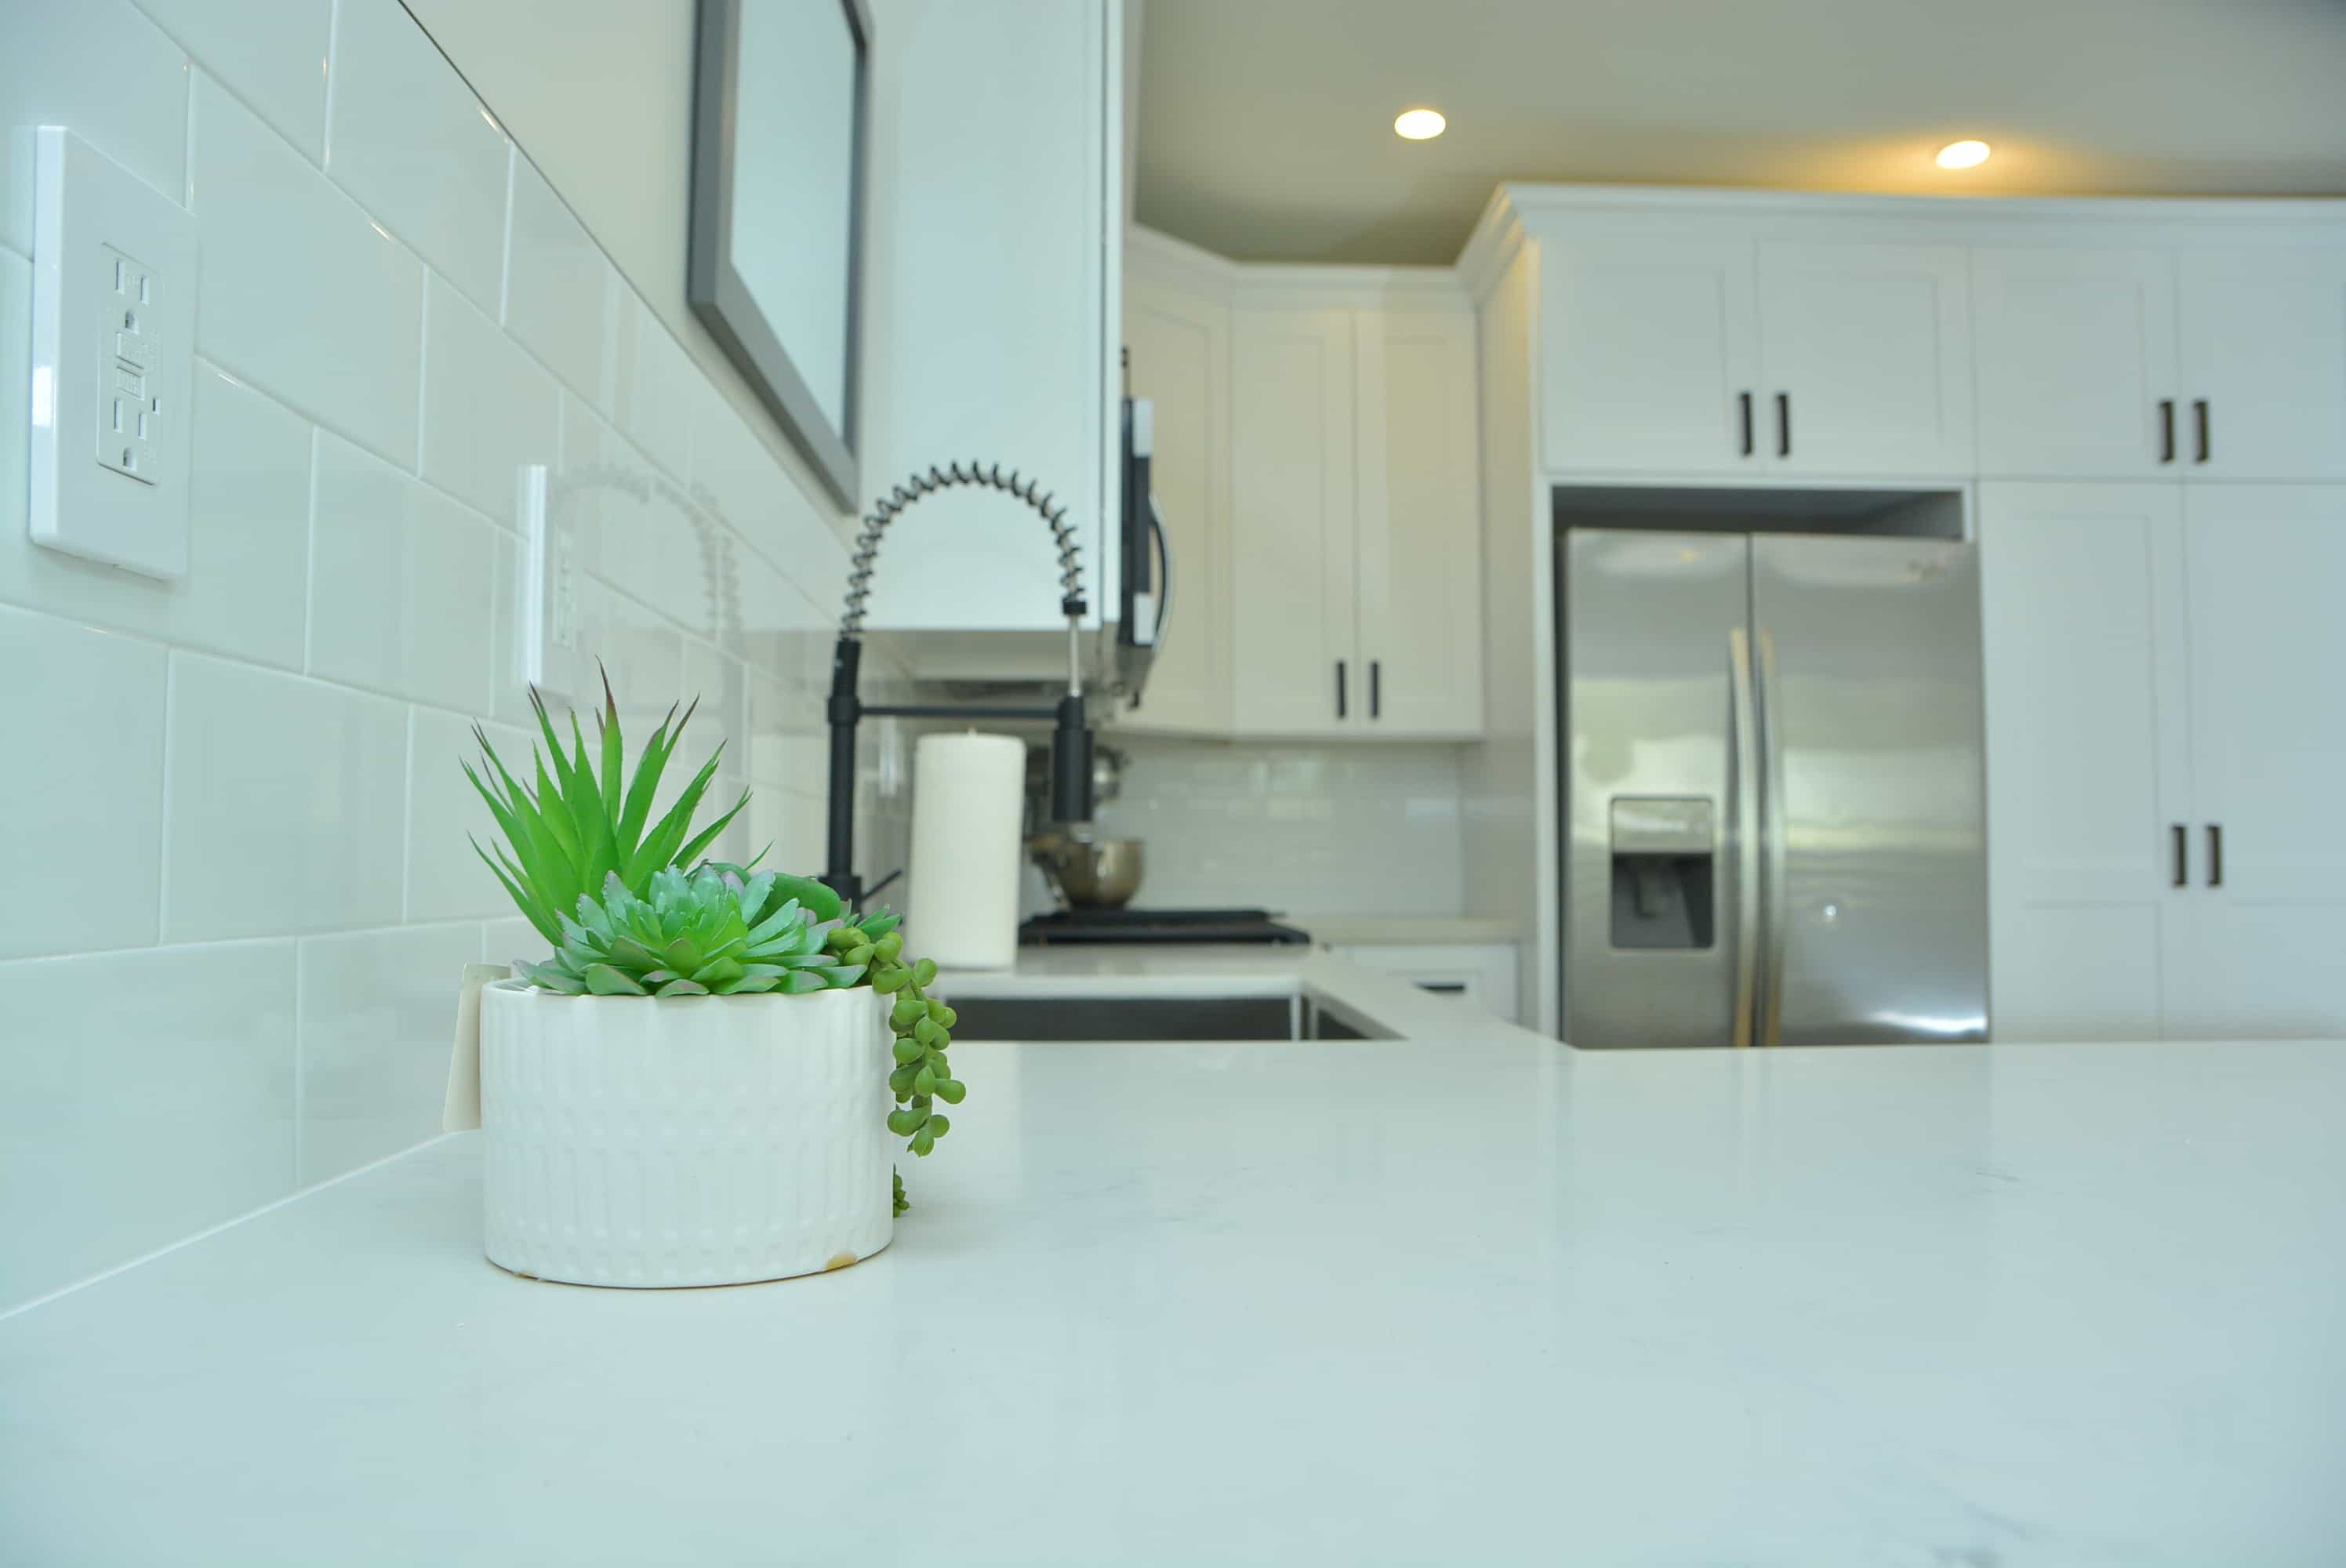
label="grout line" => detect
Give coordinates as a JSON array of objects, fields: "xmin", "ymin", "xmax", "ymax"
[
  {"xmin": 401, "ymin": 706, "xmax": 418, "ymax": 921},
  {"xmin": 182, "ymin": 61, "xmax": 199, "ymax": 208},
  {"xmin": 291, "ymin": 937, "xmax": 307, "ymax": 1189},
  {"xmin": 153, "ymin": 653, "xmax": 178, "ymax": 942},
  {"xmin": 0, "ymin": 1133, "xmax": 467, "ymax": 1327},
  {"xmin": 412, "ymin": 274, "xmax": 432, "ymax": 480},
  {"xmin": 498, "ymin": 144, "xmax": 517, "ymax": 326},
  {"xmin": 301, "ymin": 428, "xmax": 319, "ymax": 672},
  {"xmin": 0, "ymin": 920, "xmax": 488, "ymax": 975},
  {"xmin": 320, "ymin": 0, "xmax": 341, "ymax": 167}
]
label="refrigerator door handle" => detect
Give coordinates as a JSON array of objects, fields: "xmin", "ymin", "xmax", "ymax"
[
  {"xmin": 1756, "ymin": 627, "xmax": 1790, "ymax": 1048},
  {"xmin": 1728, "ymin": 630, "xmax": 1762, "ymax": 1048}
]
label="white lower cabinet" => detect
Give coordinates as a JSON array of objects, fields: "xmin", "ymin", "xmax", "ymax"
[
  {"xmin": 1329, "ymin": 942, "xmax": 1520, "ymax": 1024},
  {"xmin": 1981, "ymin": 480, "xmax": 2346, "ymax": 1041}
]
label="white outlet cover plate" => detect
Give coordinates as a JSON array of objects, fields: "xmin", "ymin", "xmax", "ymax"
[{"xmin": 30, "ymin": 126, "xmax": 199, "ymax": 580}]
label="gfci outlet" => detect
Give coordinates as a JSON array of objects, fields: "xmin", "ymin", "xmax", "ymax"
[
  {"xmin": 517, "ymin": 465, "xmax": 580, "ymax": 705},
  {"xmin": 30, "ymin": 127, "xmax": 199, "ymax": 580}
]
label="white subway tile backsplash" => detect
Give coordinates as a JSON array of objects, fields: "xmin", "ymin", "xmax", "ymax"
[
  {"xmin": 419, "ymin": 274, "xmax": 561, "ymax": 527},
  {"xmin": 0, "ymin": 608, "xmax": 167, "ymax": 960},
  {"xmin": 0, "ymin": 0, "xmax": 189, "ymax": 256},
  {"xmin": 407, "ymin": 709, "xmax": 528, "ymax": 923},
  {"xmin": 483, "ymin": 916, "xmax": 540, "ymax": 967},
  {"xmin": 612, "ymin": 293, "xmax": 698, "ymax": 480},
  {"xmin": 189, "ymin": 71, "xmax": 423, "ymax": 466},
  {"xmin": 2, "ymin": 0, "xmax": 873, "ymax": 1311},
  {"xmin": 581, "ymin": 418, "xmax": 725, "ymax": 638},
  {"xmin": 503, "ymin": 154, "xmax": 617, "ymax": 411},
  {"xmin": 0, "ymin": 361, "xmax": 314, "ymax": 674},
  {"xmin": 138, "ymin": 0, "xmax": 331, "ymax": 164},
  {"xmin": 0, "ymin": 940, "xmax": 296, "ymax": 1312},
  {"xmin": 310, "ymin": 431, "xmax": 499, "ymax": 713},
  {"xmin": 677, "ymin": 637, "xmax": 750, "ymax": 797},
  {"xmin": 163, "ymin": 654, "xmax": 409, "ymax": 941},
  {"xmin": 324, "ymin": 0, "xmax": 509, "ymax": 312},
  {"xmin": 1095, "ymin": 740, "xmax": 1469, "ymax": 918},
  {"xmin": 297, "ymin": 923, "xmax": 479, "ymax": 1184},
  {"xmin": 693, "ymin": 387, "xmax": 848, "ymax": 576}
]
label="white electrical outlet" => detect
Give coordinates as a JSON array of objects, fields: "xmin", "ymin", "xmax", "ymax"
[{"xmin": 29, "ymin": 127, "xmax": 199, "ymax": 579}]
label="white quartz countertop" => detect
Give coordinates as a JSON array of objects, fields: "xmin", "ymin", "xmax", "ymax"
[{"xmin": 5, "ymin": 981, "xmax": 2344, "ymax": 1562}]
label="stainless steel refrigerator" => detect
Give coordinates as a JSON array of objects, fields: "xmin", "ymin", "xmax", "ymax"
[{"xmin": 1560, "ymin": 528, "xmax": 1988, "ymax": 1048}]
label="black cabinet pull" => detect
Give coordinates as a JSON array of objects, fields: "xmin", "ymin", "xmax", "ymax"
[
  {"xmin": 2207, "ymin": 823, "xmax": 2223, "ymax": 888},
  {"xmin": 1370, "ymin": 660, "xmax": 1382, "ymax": 719},
  {"xmin": 2158, "ymin": 399, "xmax": 2175, "ymax": 463},
  {"xmin": 1738, "ymin": 391, "xmax": 1754, "ymax": 457},
  {"xmin": 2171, "ymin": 824, "xmax": 2187, "ymax": 887},
  {"xmin": 1335, "ymin": 659, "xmax": 1347, "ymax": 720},
  {"xmin": 2193, "ymin": 399, "xmax": 2210, "ymax": 464},
  {"xmin": 1775, "ymin": 392, "xmax": 1791, "ymax": 459}
]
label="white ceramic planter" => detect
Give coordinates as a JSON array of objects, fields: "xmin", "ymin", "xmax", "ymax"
[{"xmin": 478, "ymin": 982, "xmax": 894, "ymax": 1287}]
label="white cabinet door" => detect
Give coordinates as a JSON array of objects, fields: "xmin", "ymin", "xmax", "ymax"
[
  {"xmin": 1971, "ymin": 248, "xmax": 2181, "ymax": 479},
  {"xmin": 2166, "ymin": 486, "xmax": 2346, "ymax": 1038},
  {"xmin": 1539, "ymin": 238, "xmax": 1758, "ymax": 476},
  {"xmin": 1229, "ymin": 308, "xmax": 1357, "ymax": 735},
  {"xmin": 2177, "ymin": 249, "xmax": 2346, "ymax": 481},
  {"xmin": 1356, "ymin": 308, "xmax": 1483, "ymax": 738},
  {"xmin": 1977, "ymin": 483, "xmax": 2192, "ymax": 1041},
  {"xmin": 1756, "ymin": 241, "xmax": 1974, "ymax": 476},
  {"xmin": 1117, "ymin": 273, "xmax": 1231, "ymax": 733},
  {"xmin": 862, "ymin": 0, "xmax": 1115, "ymax": 632}
]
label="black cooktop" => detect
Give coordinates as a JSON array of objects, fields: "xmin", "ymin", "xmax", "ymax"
[{"xmin": 1019, "ymin": 907, "xmax": 1311, "ymax": 946}]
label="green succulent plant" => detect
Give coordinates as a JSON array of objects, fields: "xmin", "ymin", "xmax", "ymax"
[
  {"xmin": 463, "ymin": 677, "xmax": 745, "ymax": 949},
  {"xmin": 517, "ymin": 866, "xmax": 869, "ymax": 996},
  {"xmin": 467, "ymin": 674, "xmax": 960, "ymax": 1215}
]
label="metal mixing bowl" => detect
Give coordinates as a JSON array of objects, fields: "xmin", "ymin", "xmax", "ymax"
[{"xmin": 1036, "ymin": 835, "xmax": 1146, "ymax": 908}]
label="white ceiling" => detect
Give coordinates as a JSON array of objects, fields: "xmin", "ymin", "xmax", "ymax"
[{"xmin": 1133, "ymin": 0, "xmax": 2346, "ymax": 263}]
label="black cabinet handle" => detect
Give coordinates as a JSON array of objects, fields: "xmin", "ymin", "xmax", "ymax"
[
  {"xmin": 2171, "ymin": 824, "xmax": 2187, "ymax": 887},
  {"xmin": 1738, "ymin": 391, "xmax": 1754, "ymax": 457},
  {"xmin": 2158, "ymin": 399, "xmax": 2175, "ymax": 464},
  {"xmin": 1335, "ymin": 659, "xmax": 1347, "ymax": 720},
  {"xmin": 1370, "ymin": 660, "xmax": 1382, "ymax": 719},
  {"xmin": 2207, "ymin": 823, "xmax": 2223, "ymax": 888},
  {"xmin": 1775, "ymin": 392, "xmax": 1791, "ymax": 459},
  {"xmin": 2193, "ymin": 399, "xmax": 2210, "ymax": 464}
]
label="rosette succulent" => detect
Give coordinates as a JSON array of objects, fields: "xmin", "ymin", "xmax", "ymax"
[
  {"xmin": 467, "ymin": 673, "xmax": 961, "ymax": 1214},
  {"xmin": 518, "ymin": 866, "xmax": 869, "ymax": 996}
]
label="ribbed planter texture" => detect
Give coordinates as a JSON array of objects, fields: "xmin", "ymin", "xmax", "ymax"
[{"xmin": 478, "ymin": 982, "xmax": 894, "ymax": 1287}]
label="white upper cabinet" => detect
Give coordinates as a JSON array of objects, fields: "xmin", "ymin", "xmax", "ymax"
[
  {"xmin": 1120, "ymin": 269, "xmax": 1232, "ymax": 732},
  {"xmin": 1977, "ymin": 482, "xmax": 2190, "ymax": 1043},
  {"xmin": 1537, "ymin": 234, "xmax": 1972, "ymax": 477},
  {"xmin": 1971, "ymin": 247, "xmax": 2180, "ymax": 478},
  {"xmin": 1754, "ymin": 241, "xmax": 1974, "ymax": 476},
  {"xmin": 1356, "ymin": 310, "xmax": 1484, "ymax": 737},
  {"xmin": 2177, "ymin": 249, "xmax": 2346, "ymax": 481},
  {"xmin": 1539, "ymin": 238, "xmax": 1757, "ymax": 476},
  {"xmin": 1229, "ymin": 307, "xmax": 1360, "ymax": 735},
  {"xmin": 861, "ymin": 0, "xmax": 1119, "ymax": 634}
]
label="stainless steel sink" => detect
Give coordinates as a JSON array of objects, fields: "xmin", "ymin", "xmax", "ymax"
[{"xmin": 944, "ymin": 994, "xmax": 1378, "ymax": 1042}]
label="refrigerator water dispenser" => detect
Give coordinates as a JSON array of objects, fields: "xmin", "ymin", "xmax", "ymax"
[{"xmin": 1610, "ymin": 797, "xmax": 1716, "ymax": 949}]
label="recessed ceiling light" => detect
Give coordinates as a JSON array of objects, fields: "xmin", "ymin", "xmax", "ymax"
[
  {"xmin": 1935, "ymin": 140, "xmax": 1992, "ymax": 170},
  {"xmin": 1393, "ymin": 107, "xmax": 1447, "ymax": 141}
]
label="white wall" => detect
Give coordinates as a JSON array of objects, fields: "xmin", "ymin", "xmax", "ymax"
[
  {"xmin": 1092, "ymin": 739, "xmax": 1467, "ymax": 918},
  {"xmin": 0, "ymin": 0, "xmax": 907, "ymax": 1313}
]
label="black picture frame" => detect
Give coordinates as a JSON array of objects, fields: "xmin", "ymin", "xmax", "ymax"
[{"xmin": 688, "ymin": 0, "xmax": 871, "ymax": 511}]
